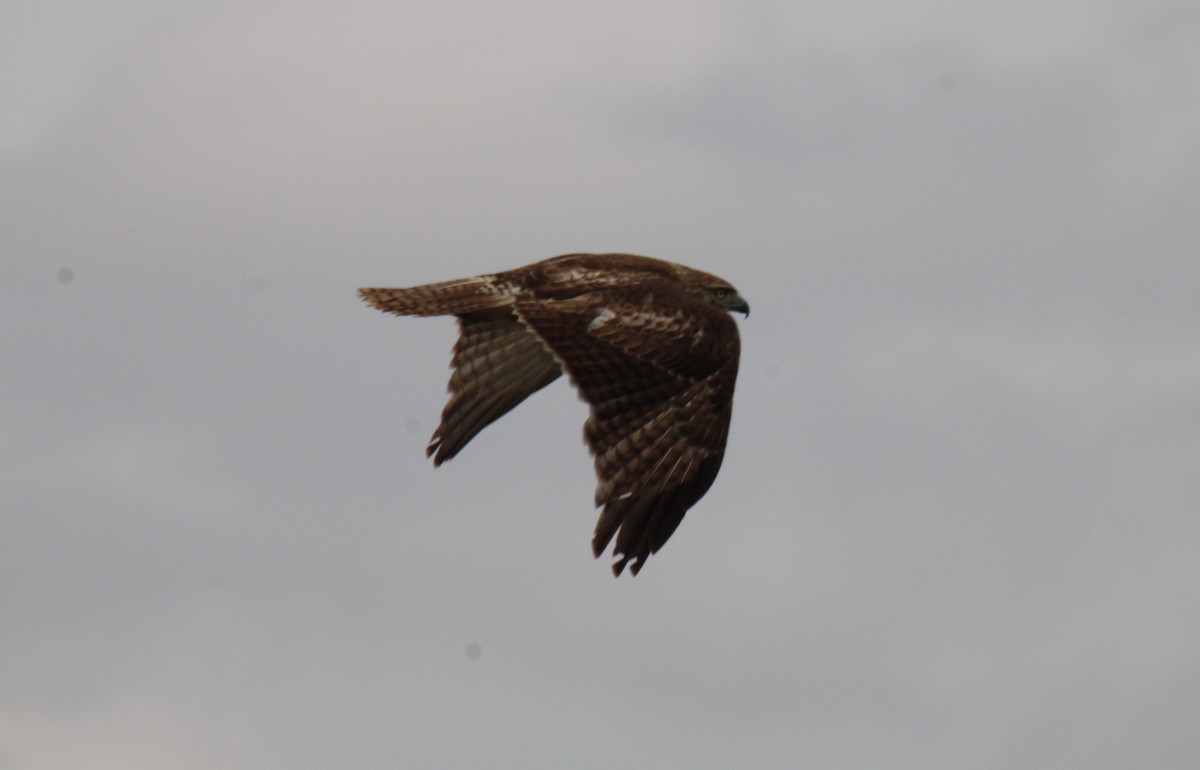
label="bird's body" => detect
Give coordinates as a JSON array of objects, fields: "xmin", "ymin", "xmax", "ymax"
[{"xmin": 360, "ymin": 253, "xmax": 747, "ymax": 576}]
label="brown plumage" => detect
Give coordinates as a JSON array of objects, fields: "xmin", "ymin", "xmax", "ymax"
[{"xmin": 359, "ymin": 253, "xmax": 748, "ymax": 576}]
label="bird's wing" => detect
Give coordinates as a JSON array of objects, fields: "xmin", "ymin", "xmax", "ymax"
[
  {"xmin": 515, "ymin": 289, "xmax": 740, "ymax": 575},
  {"xmin": 428, "ymin": 308, "xmax": 562, "ymax": 465}
]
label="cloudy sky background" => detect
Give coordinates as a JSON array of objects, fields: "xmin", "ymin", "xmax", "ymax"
[{"xmin": 4, "ymin": 1, "xmax": 1199, "ymax": 767}]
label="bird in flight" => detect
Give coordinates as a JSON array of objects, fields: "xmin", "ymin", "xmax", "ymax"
[{"xmin": 359, "ymin": 253, "xmax": 748, "ymax": 576}]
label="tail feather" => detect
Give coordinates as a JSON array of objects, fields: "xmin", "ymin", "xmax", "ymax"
[{"xmin": 359, "ymin": 275, "xmax": 515, "ymax": 317}]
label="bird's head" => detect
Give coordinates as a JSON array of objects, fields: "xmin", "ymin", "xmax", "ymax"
[
  {"xmin": 663, "ymin": 261, "xmax": 750, "ymax": 317},
  {"xmin": 709, "ymin": 284, "xmax": 750, "ymax": 317}
]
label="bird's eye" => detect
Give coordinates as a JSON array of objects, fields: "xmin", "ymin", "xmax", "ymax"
[{"xmin": 714, "ymin": 288, "xmax": 729, "ymax": 300}]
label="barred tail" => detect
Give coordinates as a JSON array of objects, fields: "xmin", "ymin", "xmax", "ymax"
[{"xmin": 358, "ymin": 275, "xmax": 515, "ymax": 317}]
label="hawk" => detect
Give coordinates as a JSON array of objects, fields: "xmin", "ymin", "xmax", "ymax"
[{"xmin": 359, "ymin": 253, "xmax": 748, "ymax": 576}]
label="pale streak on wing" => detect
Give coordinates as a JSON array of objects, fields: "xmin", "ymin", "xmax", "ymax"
[{"xmin": 427, "ymin": 308, "xmax": 562, "ymax": 465}]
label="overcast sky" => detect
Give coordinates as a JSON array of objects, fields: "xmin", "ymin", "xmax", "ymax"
[{"xmin": 4, "ymin": 1, "xmax": 1199, "ymax": 768}]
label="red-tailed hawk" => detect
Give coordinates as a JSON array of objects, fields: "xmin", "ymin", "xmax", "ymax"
[{"xmin": 359, "ymin": 253, "xmax": 748, "ymax": 576}]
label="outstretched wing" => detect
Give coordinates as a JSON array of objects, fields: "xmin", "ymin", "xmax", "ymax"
[
  {"xmin": 515, "ymin": 286, "xmax": 740, "ymax": 576},
  {"xmin": 428, "ymin": 308, "xmax": 562, "ymax": 465},
  {"xmin": 360, "ymin": 278, "xmax": 562, "ymax": 464}
]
